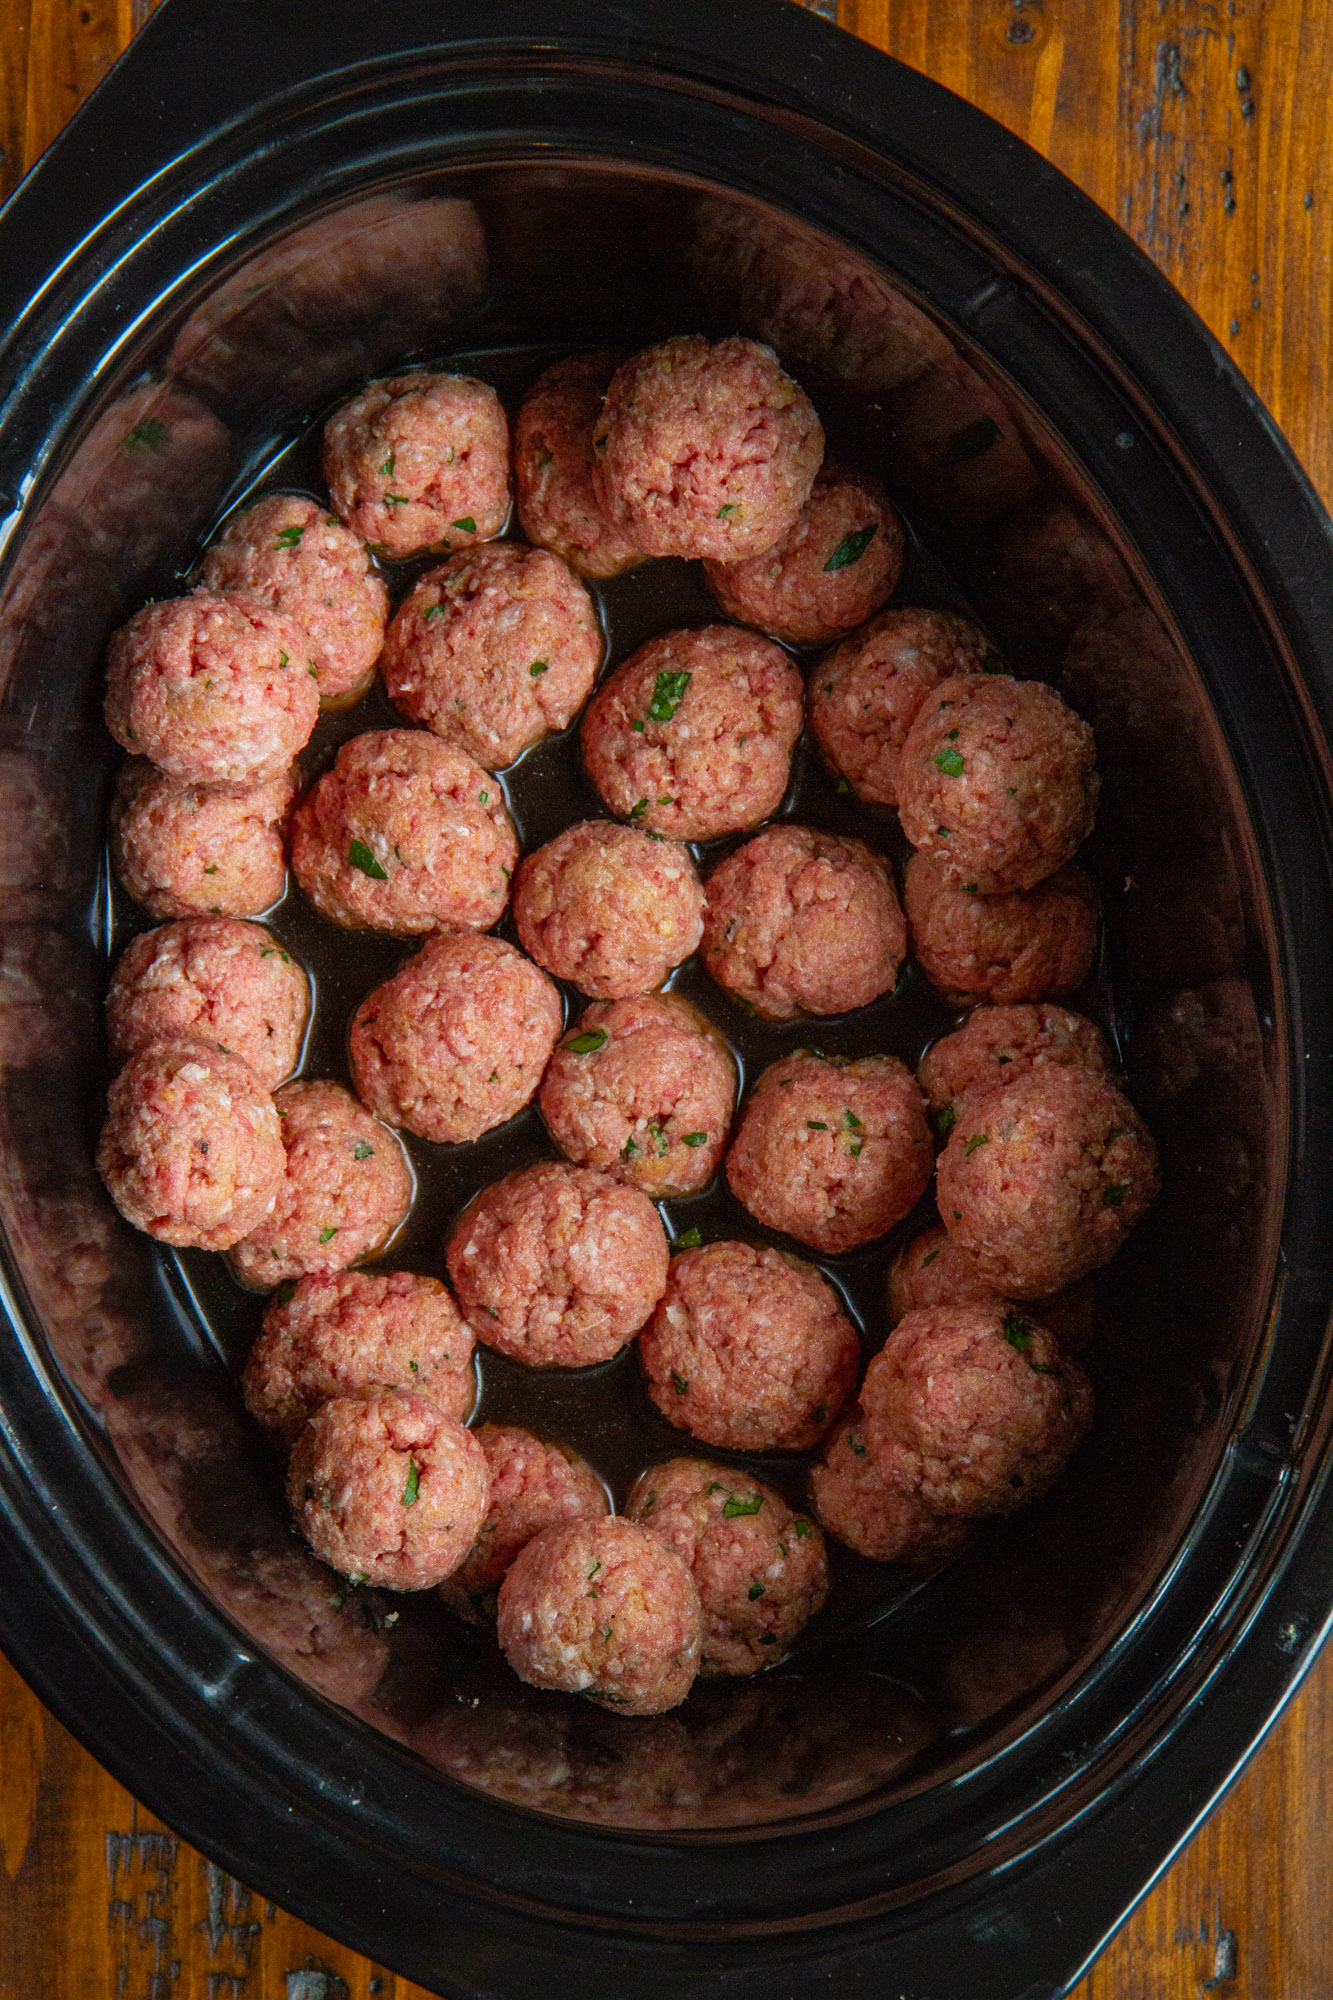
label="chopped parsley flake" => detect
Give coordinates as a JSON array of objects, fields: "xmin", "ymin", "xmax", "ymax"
[
  {"xmin": 379, "ymin": 452, "xmax": 395, "ymax": 476},
  {"xmin": 1001, "ymin": 1310, "xmax": 1032, "ymax": 1353},
  {"xmin": 453, "ymin": 516, "xmax": 477, "ymax": 533},
  {"xmin": 353, "ymin": 1140, "xmax": 374, "ymax": 1161},
  {"xmin": 934, "ymin": 745, "xmax": 965, "ymax": 777},
  {"xmin": 365, "ymin": 542, "xmax": 389, "ymax": 557},
  {"xmin": 849, "ymin": 1433, "xmax": 867, "ymax": 1456},
  {"xmin": 722, "ymin": 1493, "xmax": 763, "ymax": 1519},
  {"xmin": 649, "ymin": 670, "xmax": 691, "ymax": 722},
  {"xmin": 632, "ymin": 719, "xmax": 645, "ymax": 732},
  {"xmin": 588, "ymin": 1559, "xmax": 602, "ymax": 1581},
  {"xmin": 681, "ymin": 1131, "xmax": 707, "ymax": 1147},
  {"xmin": 965, "ymin": 1131, "xmax": 989, "ymax": 1156},
  {"xmin": 530, "ymin": 659, "xmax": 549, "ymax": 677},
  {"xmin": 424, "ymin": 603, "xmax": 446, "ymax": 621},
  {"xmin": 278, "ymin": 650, "xmax": 289, "ymax": 669},
  {"xmin": 793, "ymin": 1517, "xmax": 812, "ymax": 1539},
  {"xmin": 383, "ymin": 492, "xmax": 410, "ymax": 507},
  {"xmin": 402, "ymin": 1457, "xmax": 421, "ymax": 1506},
  {"xmin": 647, "ymin": 1122, "xmax": 670, "ymax": 1158},
  {"xmin": 318, "ymin": 1225, "xmax": 339, "ymax": 1244},
  {"xmin": 935, "ymin": 1105, "xmax": 956, "ymax": 1136},
  {"xmin": 807, "ymin": 1119, "xmax": 828, "ymax": 1131},
  {"xmin": 274, "ymin": 523, "xmax": 305, "ymax": 549},
  {"xmin": 567, "ymin": 1028, "xmax": 608, "ymax": 1054},
  {"xmin": 274, "ymin": 1279, "xmax": 298, "ymax": 1305},
  {"xmin": 849, "ymin": 1138, "xmax": 863, "ymax": 1158},
  {"xmin": 126, "ymin": 417, "xmax": 167, "ymax": 451},
  {"xmin": 705, "ymin": 1482, "xmax": 726, "ymax": 1496},
  {"xmin": 922, "ymin": 1248, "xmax": 941, "ymax": 1268},
  {"xmin": 835, "ymin": 776, "xmax": 853, "ymax": 795},
  {"xmin": 408, "ymin": 1359, "xmax": 419, "ymax": 1372},
  {"xmin": 626, "ymin": 798, "xmax": 648, "ymax": 822},
  {"xmin": 942, "ymin": 414, "xmax": 1002, "ymax": 466},
  {"xmin": 962, "ymin": 882, "xmax": 979, "ymax": 894},
  {"xmin": 673, "ymin": 1226, "xmax": 703, "ymax": 1252},
  {"xmin": 1104, "ymin": 1183, "xmax": 1129, "ymax": 1206},
  {"xmin": 824, "ymin": 524, "xmax": 877, "ymax": 572},
  {"xmin": 479, "ymin": 790, "xmax": 488, "ymax": 804},
  {"xmin": 621, "ymin": 1135, "xmax": 641, "ymax": 1160},
  {"xmin": 717, "ymin": 502, "xmax": 740, "ymax": 519},
  {"xmin": 348, "ymin": 839, "xmax": 388, "ymax": 880},
  {"xmin": 748, "ymin": 1582, "xmax": 766, "ymax": 1600},
  {"xmin": 671, "ymin": 1371, "xmax": 689, "ymax": 1395},
  {"xmin": 844, "ymin": 1108, "xmax": 863, "ymax": 1130}
]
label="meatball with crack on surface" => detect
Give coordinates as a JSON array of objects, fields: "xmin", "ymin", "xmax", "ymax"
[
  {"xmin": 323, "ymin": 372, "xmax": 510, "ymax": 558},
  {"xmin": 703, "ymin": 464, "xmax": 903, "ymax": 648},
  {"xmin": 439, "ymin": 1425, "xmax": 610, "ymax": 1623},
  {"xmin": 106, "ymin": 917, "xmax": 309, "ymax": 1092},
  {"xmin": 513, "ymin": 820, "xmax": 704, "ymax": 1000},
  {"xmin": 109, "ymin": 760, "xmax": 295, "ymax": 921},
  {"xmin": 904, "ymin": 854, "xmax": 1099, "ymax": 1007}
]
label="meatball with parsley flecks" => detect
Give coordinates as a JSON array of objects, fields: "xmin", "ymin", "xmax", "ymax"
[
  {"xmin": 703, "ymin": 464, "xmax": 903, "ymax": 648},
  {"xmin": 105, "ymin": 916, "xmax": 309, "ymax": 1092},
  {"xmin": 513, "ymin": 350, "xmax": 645, "ymax": 579},
  {"xmin": 323, "ymin": 371, "xmax": 510, "ymax": 557},
  {"xmin": 513, "ymin": 820, "xmax": 704, "ymax": 1000},
  {"xmin": 109, "ymin": 759, "xmax": 295, "ymax": 921},
  {"xmin": 903, "ymin": 853, "xmax": 1099, "ymax": 1007},
  {"xmin": 439, "ymin": 1425, "xmax": 610, "ymax": 1624}
]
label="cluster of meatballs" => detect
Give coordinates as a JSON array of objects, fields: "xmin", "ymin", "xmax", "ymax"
[{"xmin": 94, "ymin": 331, "xmax": 1160, "ymax": 1719}]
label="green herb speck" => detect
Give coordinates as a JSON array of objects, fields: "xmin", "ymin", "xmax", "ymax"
[
  {"xmin": 274, "ymin": 1279, "xmax": 298, "ymax": 1305},
  {"xmin": 649, "ymin": 670, "xmax": 691, "ymax": 722},
  {"xmin": 794, "ymin": 1517, "xmax": 812, "ymax": 1539},
  {"xmin": 681, "ymin": 1131, "xmax": 707, "ymax": 1147},
  {"xmin": 965, "ymin": 1131, "xmax": 989, "ymax": 1156},
  {"xmin": 453, "ymin": 516, "xmax": 477, "ymax": 533},
  {"xmin": 1104, "ymin": 1183, "xmax": 1129, "ymax": 1207},
  {"xmin": 722, "ymin": 1493, "xmax": 762, "ymax": 1519},
  {"xmin": 671, "ymin": 1371, "xmax": 689, "ymax": 1395},
  {"xmin": 748, "ymin": 1582, "xmax": 766, "ymax": 1600},
  {"xmin": 673, "ymin": 1227, "xmax": 703, "ymax": 1252},
  {"xmin": 402, "ymin": 1457, "xmax": 420, "ymax": 1506},
  {"xmin": 922, "ymin": 1248, "xmax": 941, "ymax": 1268},
  {"xmin": 126, "ymin": 417, "xmax": 167, "ymax": 452},
  {"xmin": 824, "ymin": 524, "xmax": 877, "ymax": 572},
  {"xmin": 568, "ymin": 1028, "xmax": 608, "ymax": 1055},
  {"xmin": 353, "ymin": 1140, "xmax": 374, "ymax": 1161},
  {"xmin": 530, "ymin": 659, "xmax": 549, "ymax": 677},
  {"xmin": 934, "ymin": 745, "xmax": 965, "ymax": 777},
  {"xmin": 1001, "ymin": 1310, "xmax": 1032, "ymax": 1353},
  {"xmin": 348, "ymin": 839, "xmax": 388, "ymax": 880}
]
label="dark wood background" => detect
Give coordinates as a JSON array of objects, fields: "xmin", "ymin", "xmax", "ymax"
[{"xmin": 2, "ymin": 1, "xmax": 1330, "ymax": 1992}]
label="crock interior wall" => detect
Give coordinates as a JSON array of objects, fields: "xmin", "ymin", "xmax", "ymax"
[{"xmin": 0, "ymin": 159, "xmax": 1283, "ymax": 1833}]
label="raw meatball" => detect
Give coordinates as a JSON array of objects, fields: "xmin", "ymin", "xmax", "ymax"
[
  {"xmin": 243, "ymin": 1269, "xmax": 477, "ymax": 1446},
  {"xmin": 230, "ymin": 1079, "xmax": 413, "ymax": 1290},
  {"xmin": 702, "ymin": 465, "xmax": 903, "ymax": 647},
  {"xmin": 592, "ymin": 336, "xmax": 824, "ymax": 560},
  {"xmin": 439, "ymin": 1425, "xmax": 610, "ymax": 1621},
  {"xmin": 538, "ymin": 993, "xmax": 736, "ymax": 1197},
  {"xmin": 290, "ymin": 729, "xmax": 517, "ymax": 935},
  {"xmin": 702, "ymin": 824, "xmax": 903, "ymax": 1019},
  {"xmin": 322, "ymin": 372, "xmax": 510, "ymax": 557},
  {"xmin": 639, "ymin": 1241, "xmax": 859, "ymax": 1453},
  {"xmin": 197, "ymin": 494, "xmax": 389, "ymax": 703},
  {"xmin": 513, "ymin": 820, "xmax": 704, "ymax": 1000},
  {"xmin": 808, "ymin": 608, "xmax": 994, "ymax": 807},
  {"xmin": 627, "ymin": 1457, "xmax": 829, "ymax": 1674},
  {"xmin": 513, "ymin": 350, "xmax": 644, "ymax": 579},
  {"xmin": 348, "ymin": 932, "xmax": 562, "ymax": 1145},
  {"xmin": 580, "ymin": 625, "xmax": 803, "ymax": 841},
  {"xmin": 937, "ymin": 1067, "xmax": 1160, "ymax": 1298},
  {"xmin": 897, "ymin": 673, "xmax": 1098, "ymax": 895},
  {"xmin": 104, "ymin": 592, "xmax": 319, "ymax": 785},
  {"xmin": 904, "ymin": 853, "xmax": 1099, "ymax": 1006},
  {"xmin": 106, "ymin": 917, "xmax": 310, "ymax": 1091},
  {"xmin": 885, "ymin": 1224, "xmax": 1095, "ymax": 1351},
  {"xmin": 918, "ymin": 1004, "xmax": 1115, "ymax": 1126},
  {"xmin": 725, "ymin": 1051, "xmax": 933, "ymax": 1253},
  {"xmin": 497, "ymin": 1515, "xmax": 702, "ymax": 1715},
  {"xmin": 287, "ymin": 1390, "xmax": 489, "ymax": 1590},
  {"xmin": 109, "ymin": 759, "xmax": 295, "ymax": 920},
  {"xmin": 810, "ymin": 1412, "xmax": 974, "ymax": 1565},
  {"xmin": 381, "ymin": 543, "xmax": 600, "ymax": 768},
  {"xmin": 96, "ymin": 1039, "xmax": 284, "ymax": 1250},
  {"xmin": 446, "ymin": 1161, "xmax": 669, "ymax": 1368},
  {"xmin": 860, "ymin": 1304, "xmax": 1093, "ymax": 1516}
]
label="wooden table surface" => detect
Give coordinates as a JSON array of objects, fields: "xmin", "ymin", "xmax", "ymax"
[{"xmin": 2, "ymin": 0, "xmax": 1331, "ymax": 1993}]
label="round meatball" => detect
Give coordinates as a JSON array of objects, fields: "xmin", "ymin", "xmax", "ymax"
[
  {"xmin": 725, "ymin": 1051, "xmax": 932, "ymax": 1254},
  {"xmin": 104, "ymin": 592, "xmax": 319, "ymax": 785},
  {"xmin": 702, "ymin": 465, "xmax": 902, "ymax": 647},
  {"xmin": 290, "ymin": 729, "xmax": 517, "ymax": 935},
  {"xmin": 808, "ymin": 608, "xmax": 994, "ymax": 807},
  {"xmin": 580, "ymin": 626, "xmax": 803, "ymax": 841},
  {"xmin": 918, "ymin": 1004, "xmax": 1115, "ymax": 1126},
  {"xmin": 287, "ymin": 1390, "xmax": 489, "ymax": 1590},
  {"xmin": 512, "ymin": 821, "xmax": 704, "ymax": 1000},
  {"xmin": 197, "ymin": 494, "xmax": 389, "ymax": 702},
  {"xmin": 446, "ymin": 1161, "xmax": 669, "ymax": 1368},
  {"xmin": 702, "ymin": 825, "xmax": 904, "ymax": 1019},
  {"xmin": 936, "ymin": 1067, "xmax": 1160, "ymax": 1298},
  {"xmin": 382, "ymin": 546, "xmax": 601, "ymax": 772},
  {"xmin": 903, "ymin": 854, "xmax": 1099, "ymax": 1006},
  {"xmin": 96, "ymin": 1040, "xmax": 284, "ymax": 1250},
  {"xmin": 810, "ymin": 1412, "xmax": 974, "ymax": 1565},
  {"xmin": 106, "ymin": 917, "xmax": 310, "ymax": 1091},
  {"xmin": 627, "ymin": 1458, "xmax": 829, "ymax": 1674},
  {"xmin": 860, "ymin": 1305, "xmax": 1093, "ymax": 1516},
  {"xmin": 639, "ymin": 1241, "xmax": 859, "ymax": 1453},
  {"xmin": 885, "ymin": 1224, "xmax": 1095, "ymax": 1350},
  {"xmin": 349, "ymin": 932, "xmax": 562, "ymax": 1145},
  {"xmin": 439, "ymin": 1425, "xmax": 610, "ymax": 1621},
  {"xmin": 498, "ymin": 1516, "xmax": 702, "ymax": 1715},
  {"xmin": 538, "ymin": 993, "xmax": 736, "ymax": 1198},
  {"xmin": 243, "ymin": 1269, "xmax": 477, "ymax": 1447},
  {"xmin": 592, "ymin": 336, "xmax": 824, "ymax": 560},
  {"xmin": 230, "ymin": 1079, "xmax": 413, "ymax": 1291},
  {"xmin": 109, "ymin": 759, "xmax": 294, "ymax": 920},
  {"xmin": 897, "ymin": 673, "xmax": 1098, "ymax": 895},
  {"xmin": 322, "ymin": 372, "xmax": 510, "ymax": 557},
  {"xmin": 513, "ymin": 350, "xmax": 644, "ymax": 579}
]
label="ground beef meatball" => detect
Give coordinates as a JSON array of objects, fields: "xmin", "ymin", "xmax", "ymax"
[
  {"xmin": 639, "ymin": 1241, "xmax": 859, "ymax": 1453},
  {"xmin": 97, "ymin": 1039, "xmax": 284, "ymax": 1250},
  {"xmin": 106, "ymin": 917, "xmax": 309, "ymax": 1091},
  {"xmin": 580, "ymin": 626, "xmax": 803, "ymax": 841},
  {"xmin": 592, "ymin": 336, "xmax": 824, "ymax": 561},
  {"xmin": 230, "ymin": 1079, "xmax": 413, "ymax": 1290},
  {"xmin": 513, "ymin": 350, "xmax": 644, "ymax": 579},
  {"xmin": 322, "ymin": 372, "xmax": 510, "ymax": 558},
  {"xmin": 808, "ymin": 608, "xmax": 994, "ymax": 807},
  {"xmin": 243, "ymin": 1269, "xmax": 477, "ymax": 1447},
  {"xmin": 702, "ymin": 825, "xmax": 903, "ymax": 1019},
  {"xmin": 381, "ymin": 543, "xmax": 601, "ymax": 768},
  {"xmin": 290, "ymin": 729, "xmax": 517, "ymax": 935},
  {"xmin": 897, "ymin": 674, "xmax": 1098, "ymax": 895},
  {"xmin": 627, "ymin": 1457, "xmax": 829, "ymax": 1674},
  {"xmin": 702, "ymin": 465, "xmax": 902, "ymax": 647},
  {"xmin": 538, "ymin": 993, "xmax": 736, "ymax": 1198},
  {"xmin": 903, "ymin": 854, "xmax": 1099, "ymax": 1006},
  {"xmin": 348, "ymin": 932, "xmax": 562, "ymax": 1145},
  {"xmin": 810, "ymin": 1412, "xmax": 975, "ymax": 1565},
  {"xmin": 109, "ymin": 759, "xmax": 295, "ymax": 920},
  {"xmin": 918, "ymin": 1004, "xmax": 1115, "ymax": 1126},
  {"xmin": 497, "ymin": 1515, "xmax": 702, "ymax": 1715},
  {"xmin": 936, "ymin": 1067, "xmax": 1160, "ymax": 1298},
  {"xmin": 439, "ymin": 1425, "xmax": 610, "ymax": 1622},
  {"xmin": 725, "ymin": 1051, "xmax": 932, "ymax": 1253},
  {"xmin": 885, "ymin": 1224, "xmax": 1095, "ymax": 1351},
  {"xmin": 447, "ymin": 1161, "xmax": 669, "ymax": 1368},
  {"xmin": 288, "ymin": 1390, "xmax": 489, "ymax": 1590},
  {"xmin": 860, "ymin": 1304, "xmax": 1093, "ymax": 1516},
  {"xmin": 197, "ymin": 494, "xmax": 388, "ymax": 703},
  {"xmin": 512, "ymin": 820, "xmax": 704, "ymax": 1000},
  {"xmin": 104, "ymin": 592, "xmax": 319, "ymax": 785}
]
